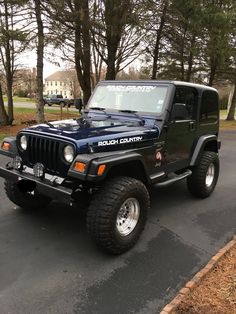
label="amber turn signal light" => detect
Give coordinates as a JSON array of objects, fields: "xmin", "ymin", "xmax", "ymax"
[
  {"xmin": 1, "ymin": 142, "xmax": 10, "ymax": 151},
  {"xmin": 97, "ymin": 164, "xmax": 106, "ymax": 176},
  {"xmin": 73, "ymin": 161, "xmax": 86, "ymax": 173}
]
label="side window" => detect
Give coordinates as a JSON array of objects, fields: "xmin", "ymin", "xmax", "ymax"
[
  {"xmin": 173, "ymin": 87, "xmax": 198, "ymax": 120},
  {"xmin": 200, "ymin": 91, "xmax": 218, "ymax": 124}
]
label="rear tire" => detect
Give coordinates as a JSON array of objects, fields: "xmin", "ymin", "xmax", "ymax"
[
  {"xmin": 87, "ymin": 176, "xmax": 150, "ymax": 254},
  {"xmin": 187, "ymin": 151, "xmax": 219, "ymax": 198},
  {"xmin": 4, "ymin": 180, "xmax": 51, "ymax": 210}
]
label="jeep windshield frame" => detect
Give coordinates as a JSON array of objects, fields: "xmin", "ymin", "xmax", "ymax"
[{"xmin": 87, "ymin": 82, "xmax": 172, "ymax": 117}]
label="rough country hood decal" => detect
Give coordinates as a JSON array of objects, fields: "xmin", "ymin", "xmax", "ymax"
[{"xmin": 98, "ymin": 136, "xmax": 143, "ymax": 146}]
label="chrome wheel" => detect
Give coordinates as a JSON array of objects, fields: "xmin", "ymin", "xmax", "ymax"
[
  {"xmin": 116, "ymin": 198, "xmax": 140, "ymax": 236},
  {"xmin": 205, "ymin": 163, "xmax": 215, "ymax": 187}
]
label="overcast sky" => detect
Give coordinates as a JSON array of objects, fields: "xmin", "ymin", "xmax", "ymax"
[{"xmin": 21, "ymin": 51, "xmax": 62, "ymax": 79}]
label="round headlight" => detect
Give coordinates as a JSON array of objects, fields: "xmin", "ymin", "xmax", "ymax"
[
  {"xmin": 20, "ymin": 135, "xmax": 27, "ymax": 150},
  {"xmin": 63, "ymin": 145, "xmax": 75, "ymax": 163}
]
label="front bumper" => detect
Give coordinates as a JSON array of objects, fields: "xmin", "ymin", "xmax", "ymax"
[{"xmin": 0, "ymin": 167, "xmax": 72, "ymax": 204}]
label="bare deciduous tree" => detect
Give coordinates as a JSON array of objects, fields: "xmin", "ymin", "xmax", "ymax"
[{"xmin": 34, "ymin": 0, "xmax": 45, "ymax": 123}]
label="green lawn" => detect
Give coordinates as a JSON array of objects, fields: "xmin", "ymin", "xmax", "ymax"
[
  {"xmin": 3, "ymin": 96, "xmax": 36, "ymax": 102},
  {"xmin": 0, "ymin": 134, "xmax": 8, "ymax": 142}
]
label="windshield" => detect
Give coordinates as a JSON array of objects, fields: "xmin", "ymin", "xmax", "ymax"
[{"xmin": 88, "ymin": 84, "xmax": 169, "ymax": 114}]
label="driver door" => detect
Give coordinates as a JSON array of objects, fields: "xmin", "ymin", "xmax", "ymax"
[{"xmin": 165, "ymin": 86, "xmax": 198, "ymax": 170}]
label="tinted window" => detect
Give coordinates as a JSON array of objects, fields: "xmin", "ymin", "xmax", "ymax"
[
  {"xmin": 200, "ymin": 91, "xmax": 218, "ymax": 124},
  {"xmin": 173, "ymin": 87, "xmax": 198, "ymax": 120}
]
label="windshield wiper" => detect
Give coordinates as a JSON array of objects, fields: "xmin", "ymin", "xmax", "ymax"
[
  {"xmin": 86, "ymin": 106, "xmax": 111, "ymax": 119},
  {"xmin": 89, "ymin": 107, "xmax": 106, "ymax": 111},
  {"xmin": 45, "ymin": 121, "xmax": 55, "ymax": 128},
  {"xmin": 119, "ymin": 109, "xmax": 138, "ymax": 114},
  {"xmin": 118, "ymin": 110, "xmax": 145, "ymax": 126}
]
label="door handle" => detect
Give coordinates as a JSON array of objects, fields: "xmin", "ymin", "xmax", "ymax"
[{"xmin": 189, "ymin": 121, "xmax": 195, "ymax": 131}]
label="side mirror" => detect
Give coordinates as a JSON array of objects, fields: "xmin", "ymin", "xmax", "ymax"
[
  {"xmin": 75, "ymin": 98, "xmax": 83, "ymax": 110},
  {"xmin": 171, "ymin": 103, "xmax": 188, "ymax": 120}
]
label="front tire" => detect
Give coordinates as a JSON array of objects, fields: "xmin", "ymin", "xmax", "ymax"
[
  {"xmin": 4, "ymin": 180, "xmax": 51, "ymax": 210},
  {"xmin": 87, "ymin": 176, "xmax": 150, "ymax": 254},
  {"xmin": 187, "ymin": 151, "xmax": 219, "ymax": 198}
]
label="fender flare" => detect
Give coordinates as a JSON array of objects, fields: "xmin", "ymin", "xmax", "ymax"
[
  {"xmin": 190, "ymin": 135, "xmax": 220, "ymax": 166},
  {"xmin": 0, "ymin": 137, "xmax": 18, "ymax": 158},
  {"xmin": 68, "ymin": 150, "xmax": 150, "ymax": 183}
]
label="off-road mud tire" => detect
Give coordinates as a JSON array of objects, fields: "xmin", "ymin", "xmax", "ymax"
[
  {"xmin": 87, "ymin": 176, "xmax": 150, "ymax": 254},
  {"xmin": 4, "ymin": 180, "xmax": 51, "ymax": 210},
  {"xmin": 187, "ymin": 151, "xmax": 219, "ymax": 198}
]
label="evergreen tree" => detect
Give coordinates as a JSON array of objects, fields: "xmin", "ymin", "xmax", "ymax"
[{"xmin": 0, "ymin": 0, "xmax": 29, "ymax": 125}]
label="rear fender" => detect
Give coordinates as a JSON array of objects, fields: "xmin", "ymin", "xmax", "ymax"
[{"xmin": 190, "ymin": 135, "xmax": 220, "ymax": 166}]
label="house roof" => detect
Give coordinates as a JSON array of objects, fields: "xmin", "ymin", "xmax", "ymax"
[{"xmin": 45, "ymin": 70, "xmax": 77, "ymax": 82}]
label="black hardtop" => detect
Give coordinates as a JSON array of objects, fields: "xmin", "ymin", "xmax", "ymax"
[{"xmin": 99, "ymin": 80, "xmax": 218, "ymax": 93}]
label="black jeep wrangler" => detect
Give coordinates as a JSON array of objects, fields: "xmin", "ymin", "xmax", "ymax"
[{"xmin": 0, "ymin": 81, "xmax": 220, "ymax": 254}]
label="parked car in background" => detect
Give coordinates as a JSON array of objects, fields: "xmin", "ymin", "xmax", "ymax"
[{"xmin": 43, "ymin": 94, "xmax": 74, "ymax": 107}]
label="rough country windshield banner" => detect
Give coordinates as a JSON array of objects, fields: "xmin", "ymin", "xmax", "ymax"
[{"xmin": 89, "ymin": 84, "xmax": 169, "ymax": 114}]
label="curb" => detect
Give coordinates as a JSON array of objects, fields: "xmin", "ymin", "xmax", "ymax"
[{"xmin": 160, "ymin": 235, "xmax": 236, "ymax": 314}]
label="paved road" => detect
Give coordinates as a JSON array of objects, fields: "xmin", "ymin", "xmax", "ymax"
[{"xmin": 0, "ymin": 131, "xmax": 235, "ymax": 314}]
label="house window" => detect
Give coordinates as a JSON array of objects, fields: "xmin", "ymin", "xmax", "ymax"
[
  {"xmin": 55, "ymin": 81, "xmax": 57, "ymax": 86},
  {"xmin": 50, "ymin": 81, "xmax": 52, "ymax": 86},
  {"xmin": 64, "ymin": 91, "xmax": 66, "ymax": 96},
  {"xmin": 47, "ymin": 82, "xmax": 49, "ymax": 86},
  {"xmin": 60, "ymin": 82, "xmax": 62, "ymax": 86}
]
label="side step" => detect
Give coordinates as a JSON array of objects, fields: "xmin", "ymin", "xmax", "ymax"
[{"xmin": 155, "ymin": 169, "xmax": 192, "ymax": 187}]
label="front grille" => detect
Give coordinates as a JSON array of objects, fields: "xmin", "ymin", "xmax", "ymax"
[
  {"xmin": 28, "ymin": 135, "xmax": 60, "ymax": 173},
  {"xmin": 18, "ymin": 134, "xmax": 72, "ymax": 176}
]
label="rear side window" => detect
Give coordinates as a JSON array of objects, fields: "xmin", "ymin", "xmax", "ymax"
[
  {"xmin": 173, "ymin": 87, "xmax": 198, "ymax": 120},
  {"xmin": 200, "ymin": 91, "xmax": 219, "ymax": 124}
]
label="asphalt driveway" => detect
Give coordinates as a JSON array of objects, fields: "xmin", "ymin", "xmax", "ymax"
[{"xmin": 0, "ymin": 130, "xmax": 235, "ymax": 314}]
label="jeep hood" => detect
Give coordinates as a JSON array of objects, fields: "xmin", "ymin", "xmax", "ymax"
[{"xmin": 22, "ymin": 114, "xmax": 160, "ymax": 152}]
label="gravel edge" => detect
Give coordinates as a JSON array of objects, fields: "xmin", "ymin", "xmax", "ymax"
[{"xmin": 160, "ymin": 234, "xmax": 236, "ymax": 314}]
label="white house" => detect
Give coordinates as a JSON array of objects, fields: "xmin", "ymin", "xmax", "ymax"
[{"xmin": 44, "ymin": 70, "xmax": 81, "ymax": 98}]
